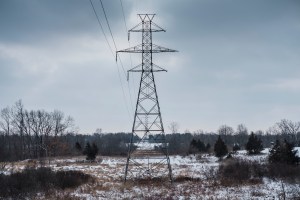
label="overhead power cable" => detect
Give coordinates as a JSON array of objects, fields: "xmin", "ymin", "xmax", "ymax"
[
  {"xmin": 98, "ymin": 0, "xmax": 134, "ymax": 112},
  {"xmin": 99, "ymin": 0, "xmax": 117, "ymax": 50},
  {"xmin": 89, "ymin": 0, "xmax": 132, "ymax": 118},
  {"xmin": 119, "ymin": 0, "xmax": 128, "ymax": 33},
  {"xmin": 89, "ymin": 0, "xmax": 113, "ymax": 55},
  {"xmin": 119, "ymin": 0, "xmax": 136, "ymax": 110},
  {"xmin": 99, "ymin": 0, "xmax": 127, "ymax": 78}
]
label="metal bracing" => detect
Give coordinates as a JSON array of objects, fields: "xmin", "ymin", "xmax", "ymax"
[{"xmin": 117, "ymin": 14, "xmax": 177, "ymax": 183}]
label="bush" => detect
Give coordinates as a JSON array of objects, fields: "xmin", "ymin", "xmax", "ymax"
[
  {"xmin": 218, "ymin": 159, "xmax": 264, "ymax": 186},
  {"xmin": 267, "ymin": 163, "xmax": 300, "ymax": 182},
  {"xmin": 56, "ymin": 170, "xmax": 91, "ymax": 189},
  {"xmin": 218, "ymin": 158, "xmax": 300, "ymax": 185},
  {"xmin": 0, "ymin": 167, "xmax": 93, "ymax": 198},
  {"xmin": 219, "ymin": 159, "xmax": 250, "ymax": 184}
]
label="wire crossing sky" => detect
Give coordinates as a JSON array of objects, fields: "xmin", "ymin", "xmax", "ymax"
[{"xmin": 0, "ymin": 0, "xmax": 300, "ymax": 133}]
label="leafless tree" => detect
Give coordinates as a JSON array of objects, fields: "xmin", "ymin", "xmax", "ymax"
[
  {"xmin": 236, "ymin": 124, "xmax": 248, "ymax": 135},
  {"xmin": 52, "ymin": 110, "xmax": 73, "ymax": 136},
  {"xmin": 218, "ymin": 125, "xmax": 234, "ymax": 144},
  {"xmin": 194, "ymin": 129, "xmax": 204, "ymax": 135},
  {"xmin": 272, "ymin": 119, "xmax": 300, "ymax": 142},
  {"xmin": 0, "ymin": 107, "xmax": 13, "ymax": 155},
  {"xmin": 95, "ymin": 128, "xmax": 102, "ymax": 134},
  {"xmin": 168, "ymin": 122, "xmax": 179, "ymax": 134},
  {"xmin": 50, "ymin": 110, "xmax": 74, "ymax": 156},
  {"xmin": 11, "ymin": 100, "xmax": 26, "ymax": 159},
  {"xmin": 0, "ymin": 100, "xmax": 75, "ymax": 161},
  {"xmin": 235, "ymin": 124, "xmax": 249, "ymax": 147},
  {"xmin": 218, "ymin": 125, "xmax": 234, "ymax": 136}
]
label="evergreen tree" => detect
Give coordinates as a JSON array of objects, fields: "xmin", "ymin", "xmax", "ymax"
[
  {"xmin": 269, "ymin": 140, "xmax": 299, "ymax": 165},
  {"xmin": 188, "ymin": 139, "xmax": 199, "ymax": 154},
  {"xmin": 269, "ymin": 140, "xmax": 281, "ymax": 163},
  {"xmin": 214, "ymin": 136, "xmax": 228, "ymax": 158},
  {"xmin": 189, "ymin": 138, "xmax": 210, "ymax": 154},
  {"xmin": 92, "ymin": 142, "xmax": 99, "ymax": 157},
  {"xmin": 75, "ymin": 142, "xmax": 82, "ymax": 151},
  {"xmin": 205, "ymin": 143, "xmax": 211, "ymax": 152},
  {"xmin": 245, "ymin": 132, "xmax": 263, "ymax": 154},
  {"xmin": 83, "ymin": 142, "xmax": 98, "ymax": 161},
  {"xmin": 196, "ymin": 139, "xmax": 206, "ymax": 152},
  {"xmin": 282, "ymin": 140, "xmax": 299, "ymax": 164}
]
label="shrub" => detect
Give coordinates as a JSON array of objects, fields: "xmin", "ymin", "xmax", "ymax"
[
  {"xmin": 219, "ymin": 159, "xmax": 250, "ymax": 184},
  {"xmin": 0, "ymin": 167, "xmax": 93, "ymax": 198},
  {"xmin": 56, "ymin": 170, "xmax": 92, "ymax": 189},
  {"xmin": 218, "ymin": 159, "xmax": 264, "ymax": 186},
  {"xmin": 267, "ymin": 163, "xmax": 300, "ymax": 182}
]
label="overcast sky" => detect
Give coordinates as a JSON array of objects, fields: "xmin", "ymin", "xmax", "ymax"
[{"xmin": 1, "ymin": 0, "xmax": 300, "ymax": 134}]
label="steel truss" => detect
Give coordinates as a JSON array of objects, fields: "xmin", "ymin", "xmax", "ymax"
[{"xmin": 117, "ymin": 14, "xmax": 177, "ymax": 183}]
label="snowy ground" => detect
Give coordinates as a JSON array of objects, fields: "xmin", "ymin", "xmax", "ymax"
[{"xmin": 1, "ymin": 148, "xmax": 300, "ymax": 199}]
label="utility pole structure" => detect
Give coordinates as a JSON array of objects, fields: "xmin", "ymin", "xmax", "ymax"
[{"xmin": 117, "ymin": 14, "xmax": 177, "ymax": 183}]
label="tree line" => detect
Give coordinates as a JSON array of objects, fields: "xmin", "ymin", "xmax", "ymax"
[
  {"xmin": 1, "ymin": 101, "xmax": 300, "ymax": 162},
  {"xmin": 0, "ymin": 100, "xmax": 74, "ymax": 161}
]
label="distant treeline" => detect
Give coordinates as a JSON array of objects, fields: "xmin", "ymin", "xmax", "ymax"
[
  {"xmin": 1, "ymin": 131, "xmax": 299, "ymax": 162},
  {"xmin": 1, "ymin": 100, "xmax": 300, "ymax": 162}
]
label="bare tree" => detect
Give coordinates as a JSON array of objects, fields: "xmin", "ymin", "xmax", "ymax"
[
  {"xmin": 27, "ymin": 110, "xmax": 52, "ymax": 158},
  {"xmin": 218, "ymin": 125, "xmax": 234, "ymax": 136},
  {"xmin": 11, "ymin": 100, "xmax": 26, "ymax": 159},
  {"xmin": 50, "ymin": 110, "xmax": 74, "ymax": 156},
  {"xmin": 272, "ymin": 119, "xmax": 300, "ymax": 142},
  {"xmin": 52, "ymin": 110, "xmax": 74, "ymax": 136},
  {"xmin": 235, "ymin": 124, "xmax": 248, "ymax": 147},
  {"xmin": 218, "ymin": 125, "xmax": 234, "ymax": 145},
  {"xmin": 0, "ymin": 107, "xmax": 13, "ymax": 155},
  {"xmin": 95, "ymin": 128, "xmax": 102, "ymax": 134},
  {"xmin": 236, "ymin": 124, "xmax": 248, "ymax": 135},
  {"xmin": 194, "ymin": 129, "xmax": 204, "ymax": 135},
  {"xmin": 168, "ymin": 122, "xmax": 179, "ymax": 134}
]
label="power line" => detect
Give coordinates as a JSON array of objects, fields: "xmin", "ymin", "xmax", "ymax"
[
  {"xmin": 119, "ymin": 0, "xmax": 128, "ymax": 32},
  {"xmin": 89, "ymin": 0, "xmax": 132, "ymax": 118},
  {"xmin": 99, "ymin": 0, "xmax": 127, "ymax": 79},
  {"xmin": 99, "ymin": 0, "xmax": 117, "ymax": 50},
  {"xmin": 119, "ymin": 0, "xmax": 136, "ymax": 111},
  {"xmin": 98, "ymin": 0, "xmax": 134, "ymax": 112},
  {"xmin": 89, "ymin": 0, "xmax": 113, "ymax": 55}
]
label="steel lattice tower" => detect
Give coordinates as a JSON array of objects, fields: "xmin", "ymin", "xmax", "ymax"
[{"xmin": 117, "ymin": 14, "xmax": 177, "ymax": 183}]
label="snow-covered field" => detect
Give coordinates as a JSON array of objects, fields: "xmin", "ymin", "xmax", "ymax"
[{"xmin": 1, "ymin": 149, "xmax": 300, "ymax": 199}]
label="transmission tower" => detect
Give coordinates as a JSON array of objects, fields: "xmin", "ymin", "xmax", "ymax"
[{"xmin": 117, "ymin": 14, "xmax": 177, "ymax": 183}]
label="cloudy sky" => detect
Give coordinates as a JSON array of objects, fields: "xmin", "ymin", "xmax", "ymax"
[{"xmin": 1, "ymin": 0, "xmax": 300, "ymax": 133}]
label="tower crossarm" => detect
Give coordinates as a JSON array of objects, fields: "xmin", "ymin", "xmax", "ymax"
[
  {"xmin": 129, "ymin": 22, "xmax": 166, "ymax": 32},
  {"xmin": 117, "ymin": 44, "xmax": 177, "ymax": 54},
  {"xmin": 126, "ymin": 64, "xmax": 167, "ymax": 80}
]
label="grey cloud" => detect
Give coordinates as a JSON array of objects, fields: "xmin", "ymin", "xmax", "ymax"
[{"xmin": 1, "ymin": 0, "xmax": 300, "ymax": 132}]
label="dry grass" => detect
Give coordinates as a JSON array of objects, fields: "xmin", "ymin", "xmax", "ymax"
[
  {"xmin": 174, "ymin": 175, "xmax": 201, "ymax": 183},
  {"xmin": 0, "ymin": 162, "xmax": 7, "ymax": 171},
  {"xmin": 2, "ymin": 155, "xmax": 300, "ymax": 199}
]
